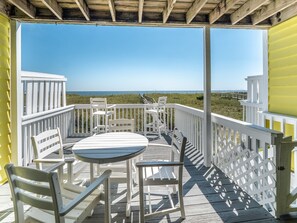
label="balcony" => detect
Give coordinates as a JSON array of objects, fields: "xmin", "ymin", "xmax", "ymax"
[{"xmin": 0, "ymin": 72, "xmax": 295, "ymax": 222}]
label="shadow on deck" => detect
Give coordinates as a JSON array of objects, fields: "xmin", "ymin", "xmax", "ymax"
[{"xmin": 0, "ymin": 134, "xmax": 280, "ymax": 222}]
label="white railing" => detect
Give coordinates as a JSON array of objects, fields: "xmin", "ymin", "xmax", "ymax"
[
  {"xmin": 21, "ymin": 105, "xmax": 74, "ymax": 166},
  {"xmin": 18, "ymin": 100, "xmax": 292, "ymax": 217},
  {"xmin": 174, "ymin": 104, "xmax": 204, "ymax": 155},
  {"xmin": 174, "ymin": 103, "xmax": 284, "ymax": 216},
  {"xmin": 260, "ymin": 111, "xmax": 297, "ymax": 188},
  {"xmin": 72, "ymin": 104, "xmax": 175, "ymax": 136},
  {"xmin": 211, "ymin": 113, "xmax": 283, "ymax": 215},
  {"xmin": 240, "ymin": 75, "xmax": 265, "ymax": 124},
  {"xmin": 21, "ymin": 71, "xmax": 67, "ymax": 115}
]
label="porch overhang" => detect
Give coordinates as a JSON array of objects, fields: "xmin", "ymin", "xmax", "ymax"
[{"xmin": 1, "ymin": 0, "xmax": 297, "ymax": 28}]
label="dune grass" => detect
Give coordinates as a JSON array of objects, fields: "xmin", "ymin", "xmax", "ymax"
[{"xmin": 67, "ymin": 93, "xmax": 243, "ymax": 120}]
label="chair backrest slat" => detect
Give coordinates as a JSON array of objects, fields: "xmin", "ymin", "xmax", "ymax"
[
  {"xmin": 90, "ymin": 98, "xmax": 107, "ymax": 109},
  {"xmin": 15, "ymin": 177, "xmax": 52, "ymax": 196},
  {"xmin": 13, "ymin": 165, "xmax": 50, "ymax": 182},
  {"xmin": 158, "ymin": 96, "xmax": 167, "ymax": 106},
  {"xmin": 109, "ymin": 119, "xmax": 135, "ymax": 132},
  {"xmin": 32, "ymin": 128, "xmax": 63, "ymax": 161},
  {"xmin": 18, "ymin": 192, "xmax": 54, "ymax": 210}
]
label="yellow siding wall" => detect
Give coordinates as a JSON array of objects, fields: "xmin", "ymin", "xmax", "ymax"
[
  {"xmin": 0, "ymin": 14, "xmax": 11, "ymax": 184},
  {"xmin": 268, "ymin": 16, "xmax": 297, "ymax": 116}
]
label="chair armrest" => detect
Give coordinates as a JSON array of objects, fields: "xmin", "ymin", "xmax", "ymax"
[
  {"xmin": 107, "ymin": 104, "xmax": 116, "ymax": 109},
  {"xmin": 64, "ymin": 157, "xmax": 75, "ymax": 163},
  {"xmin": 136, "ymin": 161, "xmax": 183, "ymax": 167},
  {"xmin": 44, "ymin": 161, "xmax": 66, "ymax": 172},
  {"xmin": 63, "ymin": 142, "xmax": 75, "ymax": 149},
  {"xmin": 33, "ymin": 158, "xmax": 65, "ymax": 163},
  {"xmin": 60, "ymin": 170, "xmax": 112, "ymax": 216}
]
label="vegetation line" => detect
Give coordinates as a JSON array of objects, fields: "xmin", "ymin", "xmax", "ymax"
[{"xmin": 67, "ymin": 93, "xmax": 243, "ymax": 120}]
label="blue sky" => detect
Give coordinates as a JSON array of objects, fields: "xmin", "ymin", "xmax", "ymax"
[{"xmin": 22, "ymin": 24, "xmax": 263, "ymax": 91}]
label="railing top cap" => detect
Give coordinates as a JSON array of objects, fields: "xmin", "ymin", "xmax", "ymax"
[
  {"xmin": 21, "ymin": 71, "xmax": 67, "ymax": 81},
  {"xmin": 245, "ymin": 75, "xmax": 263, "ymax": 80}
]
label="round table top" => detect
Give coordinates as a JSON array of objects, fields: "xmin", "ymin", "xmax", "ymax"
[{"xmin": 72, "ymin": 132, "xmax": 148, "ymax": 164}]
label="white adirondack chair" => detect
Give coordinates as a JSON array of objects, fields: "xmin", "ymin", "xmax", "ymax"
[
  {"xmin": 5, "ymin": 162, "xmax": 111, "ymax": 223},
  {"xmin": 144, "ymin": 96, "xmax": 167, "ymax": 138},
  {"xmin": 90, "ymin": 98, "xmax": 116, "ymax": 134},
  {"xmin": 31, "ymin": 128, "xmax": 87, "ymax": 183},
  {"xmin": 137, "ymin": 128, "xmax": 187, "ymax": 222}
]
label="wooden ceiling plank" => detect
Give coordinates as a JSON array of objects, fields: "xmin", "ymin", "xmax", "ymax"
[
  {"xmin": 186, "ymin": 0, "xmax": 207, "ymax": 24},
  {"xmin": 75, "ymin": 0, "xmax": 90, "ymax": 21},
  {"xmin": 163, "ymin": 0, "xmax": 177, "ymax": 23},
  {"xmin": 107, "ymin": 0, "xmax": 116, "ymax": 22},
  {"xmin": 41, "ymin": 0, "xmax": 63, "ymax": 20},
  {"xmin": 209, "ymin": 0, "xmax": 241, "ymax": 24},
  {"xmin": 138, "ymin": 0, "xmax": 144, "ymax": 23},
  {"xmin": 230, "ymin": 0, "xmax": 269, "ymax": 25},
  {"xmin": 252, "ymin": 0, "xmax": 297, "ymax": 25},
  {"xmin": 271, "ymin": 2, "xmax": 297, "ymax": 26},
  {"xmin": 7, "ymin": 0, "xmax": 36, "ymax": 18}
]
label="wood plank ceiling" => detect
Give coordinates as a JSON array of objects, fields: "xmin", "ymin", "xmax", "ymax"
[{"xmin": 1, "ymin": 0, "xmax": 297, "ymax": 27}]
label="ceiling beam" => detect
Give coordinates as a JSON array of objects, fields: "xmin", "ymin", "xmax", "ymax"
[
  {"xmin": 209, "ymin": 0, "xmax": 241, "ymax": 24},
  {"xmin": 107, "ymin": 0, "xmax": 116, "ymax": 22},
  {"xmin": 163, "ymin": 0, "xmax": 176, "ymax": 23},
  {"xmin": 230, "ymin": 0, "xmax": 269, "ymax": 25},
  {"xmin": 7, "ymin": 0, "xmax": 36, "ymax": 18},
  {"xmin": 74, "ymin": 0, "xmax": 90, "ymax": 21},
  {"xmin": 252, "ymin": 0, "xmax": 297, "ymax": 25},
  {"xmin": 41, "ymin": 0, "xmax": 63, "ymax": 20},
  {"xmin": 138, "ymin": 0, "xmax": 144, "ymax": 23},
  {"xmin": 270, "ymin": 2, "xmax": 297, "ymax": 26},
  {"xmin": 186, "ymin": 0, "xmax": 207, "ymax": 24}
]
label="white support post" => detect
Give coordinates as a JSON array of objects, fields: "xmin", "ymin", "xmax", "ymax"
[
  {"xmin": 262, "ymin": 30, "xmax": 269, "ymax": 112},
  {"xmin": 10, "ymin": 21, "xmax": 22, "ymax": 165},
  {"xmin": 203, "ymin": 27, "xmax": 212, "ymax": 167}
]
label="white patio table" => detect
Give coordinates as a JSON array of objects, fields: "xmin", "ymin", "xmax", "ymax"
[{"xmin": 72, "ymin": 132, "xmax": 148, "ymax": 217}]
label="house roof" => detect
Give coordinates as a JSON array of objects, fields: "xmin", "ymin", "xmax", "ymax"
[{"xmin": 1, "ymin": 0, "xmax": 297, "ymax": 28}]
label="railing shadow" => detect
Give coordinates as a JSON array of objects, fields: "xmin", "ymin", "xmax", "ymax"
[{"xmin": 182, "ymin": 142, "xmax": 277, "ymax": 222}]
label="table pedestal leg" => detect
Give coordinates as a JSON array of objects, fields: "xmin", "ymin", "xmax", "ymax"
[
  {"xmin": 90, "ymin": 163, "xmax": 94, "ymax": 182},
  {"xmin": 126, "ymin": 159, "xmax": 132, "ymax": 217}
]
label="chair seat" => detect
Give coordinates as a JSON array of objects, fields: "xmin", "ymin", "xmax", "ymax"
[
  {"xmin": 142, "ymin": 165, "xmax": 178, "ymax": 185},
  {"xmin": 93, "ymin": 110, "xmax": 114, "ymax": 116},
  {"xmin": 145, "ymin": 109, "xmax": 165, "ymax": 115}
]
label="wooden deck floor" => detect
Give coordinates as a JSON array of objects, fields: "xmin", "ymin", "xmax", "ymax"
[{"xmin": 0, "ymin": 134, "xmax": 283, "ymax": 223}]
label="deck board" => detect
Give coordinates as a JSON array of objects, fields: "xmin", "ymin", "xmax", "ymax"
[{"xmin": 0, "ymin": 134, "xmax": 282, "ymax": 223}]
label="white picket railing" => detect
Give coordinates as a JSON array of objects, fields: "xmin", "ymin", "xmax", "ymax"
[
  {"xmin": 72, "ymin": 104, "xmax": 175, "ymax": 136},
  {"xmin": 21, "ymin": 105, "xmax": 74, "ymax": 166},
  {"xmin": 240, "ymin": 75, "xmax": 265, "ymax": 124},
  {"xmin": 174, "ymin": 103, "xmax": 284, "ymax": 216},
  {"xmin": 21, "ymin": 71, "xmax": 67, "ymax": 115},
  {"xmin": 260, "ymin": 111, "xmax": 297, "ymax": 189},
  {"xmin": 211, "ymin": 113, "xmax": 283, "ymax": 215},
  {"xmin": 174, "ymin": 104, "xmax": 204, "ymax": 155},
  {"xmin": 18, "ymin": 71, "xmax": 297, "ymax": 218}
]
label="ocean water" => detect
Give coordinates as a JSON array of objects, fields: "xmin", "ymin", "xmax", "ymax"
[{"xmin": 67, "ymin": 90, "xmax": 246, "ymax": 96}]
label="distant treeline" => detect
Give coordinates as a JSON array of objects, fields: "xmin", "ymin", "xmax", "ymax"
[{"xmin": 66, "ymin": 93, "xmax": 243, "ymax": 120}]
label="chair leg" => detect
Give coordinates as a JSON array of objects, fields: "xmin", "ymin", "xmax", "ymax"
[
  {"xmin": 104, "ymin": 178, "xmax": 111, "ymax": 223},
  {"xmin": 178, "ymin": 182, "xmax": 185, "ymax": 219},
  {"xmin": 126, "ymin": 160, "xmax": 132, "ymax": 217},
  {"xmin": 105, "ymin": 115, "xmax": 108, "ymax": 133},
  {"xmin": 139, "ymin": 167, "xmax": 145, "ymax": 223}
]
